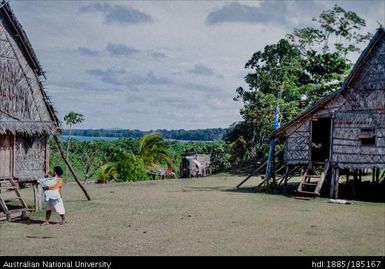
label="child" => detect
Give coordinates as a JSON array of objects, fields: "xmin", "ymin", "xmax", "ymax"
[{"xmin": 37, "ymin": 166, "xmax": 66, "ymax": 225}]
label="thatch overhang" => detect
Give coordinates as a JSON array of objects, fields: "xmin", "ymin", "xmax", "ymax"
[
  {"xmin": 271, "ymin": 27, "xmax": 385, "ymax": 140},
  {"xmin": 0, "ymin": 121, "xmax": 58, "ymax": 136}
]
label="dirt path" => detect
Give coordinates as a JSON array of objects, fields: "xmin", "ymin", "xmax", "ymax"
[{"xmin": 0, "ymin": 174, "xmax": 384, "ymax": 256}]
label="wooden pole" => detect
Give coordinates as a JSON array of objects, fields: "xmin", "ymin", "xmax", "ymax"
[
  {"xmin": 375, "ymin": 168, "xmax": 380, "ymax": 183},
  {"xmin": 33, "ymin": 184, "xmax": 43, "ymax": 211},
  {"xmin": 329, "ymin": 167, "xmax": 335, "ymax": 199},
  {"xmin": 346, "ymin": 170, "xmax": 350, "ymax": 183},
  {"xmin": 236, "ymin": 159, "xmax": 268, "ymax": 188},
  {"xmin": 283, "ymin": 165, "xmax": 289, "ymax": 194},
  {"xmin": 53, "ymin": 135, "xmax": 91, "ymax": 200},
  {"xmin": 333, "ymin": 167, "xmax": 340, "ymax": 199},
  {"xmin": 352, "ymin": 169, "xmax": 357, "ymax": 199},
  {"xmin": 372, "ymin": 167, "xmax": 375, "ymax": 183}
]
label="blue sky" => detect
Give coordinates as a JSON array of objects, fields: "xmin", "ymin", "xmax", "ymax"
[{"xmin": 10, "ymin": 0, "xmax": 385, "ymax": 130}]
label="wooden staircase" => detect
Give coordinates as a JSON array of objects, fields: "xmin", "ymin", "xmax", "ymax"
[
  {"xmin": 295, "ymin": 161, "xmax": 330, "ymax": 198},
  {"xmin": 0, "ymin": 178, "xmax": 31, "ymax": 221}
]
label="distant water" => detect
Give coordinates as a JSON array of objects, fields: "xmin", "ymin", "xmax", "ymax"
[{"xmin": 61, "ymin": 135, "xmax": 119, "ymax": 142}]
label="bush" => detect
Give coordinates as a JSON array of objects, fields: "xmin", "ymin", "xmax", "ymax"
[{"xmin": 115, "ymin": 153, "xmax": 148, "ymax": 181}]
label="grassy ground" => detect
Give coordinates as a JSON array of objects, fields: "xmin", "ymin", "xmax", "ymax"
[{"xmin": 0, "ymin": 174, "xmax": 384, "ymax": 256}]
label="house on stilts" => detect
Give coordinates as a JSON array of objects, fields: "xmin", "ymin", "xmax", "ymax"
[
  {"xmin": 271, "ymin": 27, "xmax": 385, "ymax": 199},
  {"xmin": 0, "ymin": 1, "xmax": 60, "ymax": 220}
]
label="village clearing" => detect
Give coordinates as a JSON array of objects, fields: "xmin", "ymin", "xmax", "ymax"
[{"xmin": 0, "ymin": 174, "xmax": 384, "ymax": 256}]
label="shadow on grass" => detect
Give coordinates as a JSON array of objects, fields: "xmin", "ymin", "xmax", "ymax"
[
  {"xmin": 182, "ymin": 186, "xmax": 228, "ymax": 192},
  {"xmin": 232, "ymin": 180, "xmax": 385, "ymax": 203},
  {"xmin": 226, "ymin": 182, "xmax": 299, "ymax": 196},
  {"xmin": 223, "ymin": 186, "xmax": 259, "ymax": 193},
  {"xmin": 15, "ymin": 218, "xmax": 62, "ymax": 226},
  {"xmin": 26, "ymin": 235, "xmax": 55, "ymax": 239}
]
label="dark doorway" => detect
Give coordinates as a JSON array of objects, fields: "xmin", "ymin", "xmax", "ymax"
[
  {"xmin": 180, "ymin": 156, "xmax": 190, "ymax": 178},
  {"xmin": 311, "ymin": 118, "xmax": 331, "ymax": 163}
]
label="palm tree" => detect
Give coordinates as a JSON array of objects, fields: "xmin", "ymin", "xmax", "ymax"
[
  {"xmin": 63, "ymin": 112, "xmax": 85, "ymax": 182},
  {"xmin": 138, "ymin": 133, "xmax": 171, "ymax": 174},
  {"xmin": 97, "ymin": 163, "xmax": 118, "ymax": 183}
]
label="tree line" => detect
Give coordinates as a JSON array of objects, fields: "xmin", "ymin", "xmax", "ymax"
[{"xmin": 63, "ymin": 128, "xmax": 227, "ymax": 141}]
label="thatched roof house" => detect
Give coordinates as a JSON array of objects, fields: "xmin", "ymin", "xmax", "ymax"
[
  {"xmin": 271, "ymin": 27, "xmax": 385, "ymax": 198},
  {"xmin": 0, "ymin": 1, "xmax": 59, "ymax": 180},
  {"xmin": 180, "ymin": 153, "xmax": 211, "ymax": 178}
]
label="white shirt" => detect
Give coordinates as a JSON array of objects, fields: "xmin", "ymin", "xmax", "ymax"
[{"xmin": 37, "ymin": 176, "xmax": 61, "ymax": 201}]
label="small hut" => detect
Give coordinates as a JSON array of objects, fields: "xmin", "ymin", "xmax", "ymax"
[
  {"xmin": 271, "ymin": 27, "xmax": 385, "ymax": 199},
  {"xmin": 180, "ymin": 153, "xmax": 211, "ymax": 178},
  {"xmin": 0, "ymin": 2, "xmax": 60, "ymax": 220}
]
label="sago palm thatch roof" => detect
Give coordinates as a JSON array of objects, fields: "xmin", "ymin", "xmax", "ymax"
[{"xmin": 0, "ymin": 1, "xmax": 60, "ymax": 135}]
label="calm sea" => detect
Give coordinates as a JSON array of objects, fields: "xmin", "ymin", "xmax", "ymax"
[{"xmin": 61, "ymin": 135, "xmax": 119, "ymax": 142}]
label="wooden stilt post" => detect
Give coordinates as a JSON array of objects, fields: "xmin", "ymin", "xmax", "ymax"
[
  {"xmin": 53, "ymin": 135, "xmax": 91, "ymax": 201},
  {"xmin": 352, "ymin": 169, "xmax": 357, "ymax": 199},
  {"xmin": 330, "ymin": 166, "xmax": 335, "ymax": 198},
  {"xmin": 33, "ymin": 184, "xmax": 43, "ymax": 211},
  {"xmin": 372, "ymin": 167, "xmax": 375, "ymax": 183},
  {"xmin": 283, "ymin": 165, "xmax": 289, "ymax": 194},
  {"xmin": 333, "ymin": 167, "xmax": 340, "ymax": 199},
  {"xmin": 346, "ymin": 170, "xmax": 350, "ymax": 183},
  {"xmin": 375, "ymin": 168, "xmax": 380, "ymax": 183}
]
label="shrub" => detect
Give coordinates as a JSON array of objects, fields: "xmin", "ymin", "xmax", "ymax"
[{"xmin": 115, "ymin": 153, "xmax": 148, "ymax": 181}]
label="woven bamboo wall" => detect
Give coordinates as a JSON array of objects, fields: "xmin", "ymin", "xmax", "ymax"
[
  {"xmin": 14, "ymin": 134, "xmax": 48, "ymax": 178},
  {"xmin": 284, "ymin": 120, "xmax": 310, "ymax": 164}
]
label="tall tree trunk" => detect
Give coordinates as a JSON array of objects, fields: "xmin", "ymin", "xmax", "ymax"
[{"xmin": 64, "ymin": 125, "xmax": 72, "ymax": 183}]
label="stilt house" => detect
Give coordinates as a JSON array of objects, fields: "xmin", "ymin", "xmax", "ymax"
[
  {"xmin": 272, "ymin": 27, "xmax": 385, "ymax": 199},
  {"xmin": 0, "ymin": 2, "xmax": 60, "ymax": 219}
]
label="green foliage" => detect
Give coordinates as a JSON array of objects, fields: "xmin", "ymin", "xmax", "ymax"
[
  {"xmin": 69, "ymin": 140, "xmax": 110, "ymax": 182},
  {"xmin": 287, "ymin": 4, "xmax": 371, "ymax": 56},
  {"xmin": 115, "ymin": 153, "xmax": 148, "ymax": 182},
  {"xmin": 64, "ymin": 112, "xmax": 85, "ymax": 127},
  {"xmin": 229, "ymin": 136, "xmax": 246, "ymax": 165},
  {"xmin": 97, "ymin": 163, "xmax": 118, "ymax": 183},
  {"xmin": 50, "ymin": 135, "xmax": 233, "ymax": 182},
  {"xmin": 230, "ymin": 5, "xmax": 371, "ymax": 162},
  {"xmin": 138, "ymin": 132, "xmax": 172, "ymax": 170}
]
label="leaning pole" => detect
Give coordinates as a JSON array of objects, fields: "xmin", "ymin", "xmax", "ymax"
[{"xmin": 53, "ymin": 134, "xmax": 91, "ymax": 201}]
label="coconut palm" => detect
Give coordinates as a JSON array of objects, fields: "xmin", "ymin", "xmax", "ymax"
[
  {"xmin": 138, "ymin": 132, "xmax": 171, "ymax": 172},
  {"xmin": 97, "ymin": 163, "xmax": 118, "ymax": 183}
]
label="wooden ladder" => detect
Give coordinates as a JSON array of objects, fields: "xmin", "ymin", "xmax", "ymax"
[
  {"xmin": 0, "ymin": 178, "xmax": 31, "ymax": 221},
  {"xmin": 296, "ymin": 161, "xmax": 330, "ymax": 197}
]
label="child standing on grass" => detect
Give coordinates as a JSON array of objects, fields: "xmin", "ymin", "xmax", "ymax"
[{"xmin": 37, "ymin": 166, "xmax": 66, "ymax": 225}]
